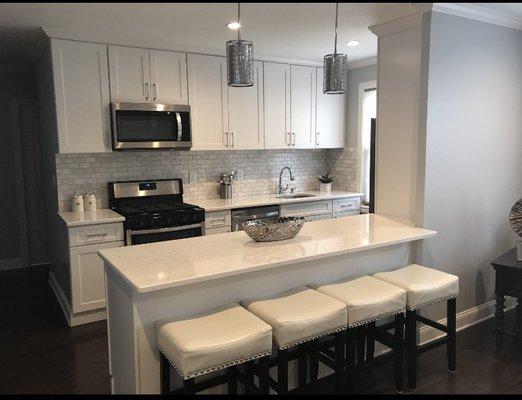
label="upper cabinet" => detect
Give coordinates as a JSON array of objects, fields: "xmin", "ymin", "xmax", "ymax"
[
  {"xmin": 149, "ymin": 50, "xmax": 188, "ymax": 104},
  {"xmin": 188, "ymin": 54, "xmax": 264, "ymax": 150},
  {"xmin": 226, "ymin": 61, "xmax": 264, "ymax": 150},
  {"xmin": 264, "ymin": 63, "xmax": 317, "ymax": 149},
  {"xmin": 264, "ymin": 62, "xmax": 291, "ymax": 149},
  {"xmin": 187, "ymin": 54, "xmax": 228, "ymax": 150},
  {"xmin": 290, "ymin": 65, "xmax": 316, "ymax": 149},
  {"xmin": 108, "ymin": 45, "xmax": 188, "ymax": 104},
  {"xmin": 51, "ymin": 39, "xmax": 111, "ymax": 153},
  {"xmin": 315, "ymin": 67, "xmax": 346, "ymax": 148}
]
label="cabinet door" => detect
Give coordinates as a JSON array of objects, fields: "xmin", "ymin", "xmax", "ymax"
[
  {"xmin": 149, "ymin": 50, "xmax": 188, "ymax": 104},
  {"xmin": 264, "ymin": 62, "xmax": 291, "ymax": 149},
  {"xmin": 52, "ymin": 40, "xmax": 111, "ymax": 153},
  {"xmin": 316, "ymin": 67, "xmax": 346, "ymax": 148},
  {"xmin": 227, "ymin": 61, "xmax": 264, "ymax": 149},
  {"xmin": 290, "ymin": 65, "xmax": 316, "ymax": 149},
  {"xmin": 70, "ymin": 241, "xmax": 123, "ymax": 313},
  {"xmin": 108, "ymin": 46, "xmax": 151, "ymax": 102},
  {"xmin": 187, "ymin": 54, "xmax": 228, "ymax": 150}
]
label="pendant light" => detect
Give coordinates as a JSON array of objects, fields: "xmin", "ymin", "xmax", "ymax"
[
  {"xmin": 226, "ymin": 3, "xmax": 254, "ymax": 87},
  {"xmin": 323, "ymin": 3, "xmax": 348, "ymax": 94}
]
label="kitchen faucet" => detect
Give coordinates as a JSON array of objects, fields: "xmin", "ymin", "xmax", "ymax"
[{"xmin": 277, "ymin": 166, "xmax": 295, "ymax": 194}]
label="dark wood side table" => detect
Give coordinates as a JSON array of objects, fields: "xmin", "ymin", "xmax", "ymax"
[{"xmin": 491, "ymin": 248, "xmax": 522, "ymax": 346}]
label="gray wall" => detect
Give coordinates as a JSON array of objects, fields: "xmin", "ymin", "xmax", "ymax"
[{"xmin": 419, "ymin": 12, "xmax": 522, "ymax": 316}]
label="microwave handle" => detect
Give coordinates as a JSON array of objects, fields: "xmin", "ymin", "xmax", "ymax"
[{"xmin": 176, "ymin": 112, "xmax": 183, "ymax": 141}]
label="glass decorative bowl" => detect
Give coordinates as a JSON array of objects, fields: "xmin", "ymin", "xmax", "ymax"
[{"xmin": 242, "ymin": 217, "xmax": 305, "ymax": 242}]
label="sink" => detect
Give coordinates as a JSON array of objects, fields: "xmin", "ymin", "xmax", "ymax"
[{"xmin": 275, "ymin": 193, "xmax": 316, "ymax": 199}]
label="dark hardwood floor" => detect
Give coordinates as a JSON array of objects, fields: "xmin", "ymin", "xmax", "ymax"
[{"xmin": 1, "ymin": 265, "xmax": 521, "ymax": 394}]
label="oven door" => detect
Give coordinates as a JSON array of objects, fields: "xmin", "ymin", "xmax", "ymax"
[
  {"xmin": 126, "ymin": 223, "xmax": 202, "ymax": 245},
  {"xmin": 112, "ymin": 102, "xmax": 191, "ymax": 150}
]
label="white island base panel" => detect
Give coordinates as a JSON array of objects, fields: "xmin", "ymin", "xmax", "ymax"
[{"xmin": 103, "ymin": 214, "xmax": 436, "ymax": 394}]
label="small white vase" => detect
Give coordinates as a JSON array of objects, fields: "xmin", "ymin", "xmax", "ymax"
[{"xmin": 319, "ymin": 182, "xmax": 332, "ymax": 192}]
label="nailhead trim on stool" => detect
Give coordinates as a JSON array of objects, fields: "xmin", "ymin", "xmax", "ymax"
[
  {"xmin": 279, "ymin": 325, "xmax": 347, "ymax": 350},
  {"xmin": 348, "ymin": 309, "xmax": 405, "ymax": 328},
  {"xmin": 408, "ymin": 294, "xmax": 458, "ymax": 311},
  {"xmin": 158, "ymin": 347, "xmax": 272, "ymax": 380}
]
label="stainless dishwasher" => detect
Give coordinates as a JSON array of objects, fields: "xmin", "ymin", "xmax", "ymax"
[{"xmin": 231, "ymin": 205, "xmax": 280, "ymax": 231}]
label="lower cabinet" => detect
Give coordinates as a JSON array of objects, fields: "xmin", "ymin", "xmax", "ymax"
[
  {"xmin": 204, "ymin": 210, "xmax": 232, "ymax": 234},
  {"xmin": 281, "ymin": 197, "xmax": 361, "ymax": 221},
  {"xmin": 70, "ymin": 241, "xmax": 124, "ymax": 313}
]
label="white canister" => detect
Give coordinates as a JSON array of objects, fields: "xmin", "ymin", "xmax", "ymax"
[
  {"xmin": 71, "ymin": 194, "xmax": 84, "ymax": 213},
  {"xmin": 84, "ymin": 193, "xmax": 97, "ymax": 211}
]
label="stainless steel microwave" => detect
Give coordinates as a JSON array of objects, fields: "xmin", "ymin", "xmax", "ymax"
[{"xmin": 111, "ymin": 102, "xmax": 191, "ymax": 150}]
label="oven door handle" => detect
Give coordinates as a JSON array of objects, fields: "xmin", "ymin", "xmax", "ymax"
[{"xmin": 130, "ymin": 223, "xmax": 202, "ymax": 236}]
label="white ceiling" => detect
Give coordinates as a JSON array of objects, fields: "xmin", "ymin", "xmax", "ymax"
[{"xmin": 0, "ymin": 3, "xmax": 519, "ymax": 65}]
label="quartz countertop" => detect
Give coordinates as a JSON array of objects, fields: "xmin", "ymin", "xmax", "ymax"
[
  {"xmin": 99, "ymin": 214, "xmax": 437, "ymax": 293},
  {"xmin": 187, "ymin": 190, "xmax": 364, "ymax": 212},
  {"xmin": 58, "ymin": 209, "xmax": 125, "ymax": 227}
]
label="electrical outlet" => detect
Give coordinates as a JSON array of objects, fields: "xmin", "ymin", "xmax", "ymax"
[{"xmin": 189, "ymin": 172, "xmax": 197, "ymax": 184}]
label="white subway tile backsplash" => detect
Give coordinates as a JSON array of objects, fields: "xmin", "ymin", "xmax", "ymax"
[{"xmin": 55, "ymin": 149, "xmax": 357, "ymax": 211}]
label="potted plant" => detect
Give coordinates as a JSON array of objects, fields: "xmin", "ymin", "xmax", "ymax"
[{"xmin": 318, "ymin": 173, "xmax": 333, "ymax": 192}]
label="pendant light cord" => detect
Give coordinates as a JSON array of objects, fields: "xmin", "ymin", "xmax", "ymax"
[
  {"xmin": 237, "ymin": 2, "xmax": 241, "ymax": 41},
  {"xmin": 334, "ymin": 2, "xmax": 339, "ymax": 55}
]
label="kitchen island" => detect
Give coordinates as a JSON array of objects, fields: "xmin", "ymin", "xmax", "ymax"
[{"xmin": 100, "ymin": 214, "xmax": 437, "ymax": 394}]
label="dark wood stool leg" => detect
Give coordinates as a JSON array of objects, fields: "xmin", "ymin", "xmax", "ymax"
[
  {"xmin": 277, "ymin": 348, "xmax": 288, "ymax": 394},
  {"xmin": 447, "ymin": 298, "xmax": 457, "ymax": 372},
  {"xmin": 309, "ymin": 339, "xmax": 319, "ymax": 383},
  {"xmin": 495, "ymin": 294, "xmax": 505, "ymax": 347},
  {"xmin": 406, "ymin": 309, "xmax": 417, "ymax": 390},
  {"xmin": 298, "ymin": 344, "xmax": 307, "ymax": 387},
  {"xmin": 366, "ymin": 321, "xmax": 376, "ymax": 362},
  {"xmin": 356, "ymin": 325, "xmax": 366, "ymax": 365},
  {"xmin": 345, "ymin": 328, "xmax": 357, "ymax": 390},
  {"xmin": 335, "ymin": 332, "xmax": 345, "ymax": 393},
  {"xmin": 258, "ymin": 356, "xmax": 270, "ymax": 394},
  {"xmin": 183, "ymin": 377, "xmax": 195, "ymax": 394},
  {"xmin": 227, "ymin": 366, "xmax": 238, "ymax": 394},
  {"xmin": 394, "ymin": 313, "xmax": 404, "ymax": 392},
  {"xmin": 160, "ymin": 352, "xmax": 171, "ymax": 395}
]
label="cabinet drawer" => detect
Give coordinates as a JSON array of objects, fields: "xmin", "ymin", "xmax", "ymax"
[
  {"xmin": 333, "ymin": 197, "xmax": 361, "ymax": 213},
  {"xmin": 69, "ymin": 223, "xmax": 124, "ymax": 247},
  {"xmin": 333, "ymin": 210, "xmax": 360, "ymax": 218},
  {"xmin": 304, "ymin": 213, "xmax": 333, "ymax": 222},
  {"xmin": 204, "ymin": 226, "xmax": 231, "ymax": 235},
  {"xmin": 205, "ymin": 210, "xmax": 231, "ymax": 229},
  {"xmin": 280, "ymin": 200, "xmax": 332, "ymax": 218}
]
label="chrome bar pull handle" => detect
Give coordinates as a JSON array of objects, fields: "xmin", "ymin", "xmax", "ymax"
[{"xmin": 144, "ymin": 82, "xmax": 150, "ymax": 100}]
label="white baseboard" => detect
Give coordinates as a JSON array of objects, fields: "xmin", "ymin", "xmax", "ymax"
[
  {"xmin": 418, "ymin": 297, "xmax": 518, "ymax": 345},
  {"xmin": 48, "ymin": 270, "xmax": 107, "ymax": 327}
]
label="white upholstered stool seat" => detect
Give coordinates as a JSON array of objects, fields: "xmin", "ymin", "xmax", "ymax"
[
  {"xmin": 243, "ymin": 287, "xmax": 347, "ymax": 350},
  {"xmin": 314, "ymin": 275, "xmax": 407, "ymax": 327},
  {"xmin": 373, "ymin": 264, "xmax": 459, "ymax": 310},
  {"xmin": 157, "ymin": 303, "xmax": 272, "ymax": 379}
]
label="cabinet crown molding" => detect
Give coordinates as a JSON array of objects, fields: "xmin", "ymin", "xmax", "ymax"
[{"xmin": 369, "ymin": 12, "xmax": 425, "ymax": 37}]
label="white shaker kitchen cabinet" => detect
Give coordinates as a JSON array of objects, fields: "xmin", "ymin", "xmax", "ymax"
[
  {"xmin": 51, "ymin": 39, "xmax": 111, "ymax": 153},
  {"xmin": 108, "ymin": 46, "xmax": 151, "ymax": 102},
  {"xmin": 316, "ymin": 67, "xmax": 346, "ymax": 148},
  {"xmin": 149, "ymin": 50, "xmax": 188, "ymax": 104},
  {"xmin": 188, "ymin": 54, "xmax": 228, "ymax": 150},
  {"xmin": 70, "ymin": 241, "xmax": 124, "ymax": 313},
  {"xmin": 227, "ymin": 61, "xmax": 264, "ymax": 149},
  {"xmin": 290, "ymin": 65, "xmax": 316, "ymax": 149},
  {"xmin": 264, "ymin": 62, "xmax": 291, "ymax": 149}
]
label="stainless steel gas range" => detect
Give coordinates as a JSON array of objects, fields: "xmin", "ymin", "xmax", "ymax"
[{"xmin": 108, "ymin": 178, "xmax": 204, "ymax": 245}]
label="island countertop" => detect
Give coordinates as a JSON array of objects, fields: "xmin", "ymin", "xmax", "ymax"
[{"xmin": 99, "ymin": 214, "xmax": 437, "ymax": 293}]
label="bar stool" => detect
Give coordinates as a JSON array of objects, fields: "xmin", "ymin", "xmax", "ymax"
[
  {"xmin": 157, "ymin": 303, "xmax": 273, "ymax": 394},
  {"xmin": 374, "ymin": 264, "xmax": 459, "ymax": 390},
  {"xmin": 243, "ymin": 287, "xmax": 347, "ymax": 393},
  {"xmin": 313, "ymin": 275, "xmax": 407, "ymax": 392}
]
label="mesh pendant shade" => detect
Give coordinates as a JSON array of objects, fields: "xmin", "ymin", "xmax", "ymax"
[
  {"xmin": 323, "ymin": 53, "xmax": 348, "ymax": 94},
  {"xmin": 226, "ymin": 39, "xmax": 254, "ymax": 87}
]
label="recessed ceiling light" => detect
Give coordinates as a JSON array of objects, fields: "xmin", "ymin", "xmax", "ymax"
[
  {"xmin": 346, "ymin": 40, "xmax": 360, "ymax": 47},
  {"xmin": 227, "ymin": 21, "xmax": 241, "ymax": 30}
]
